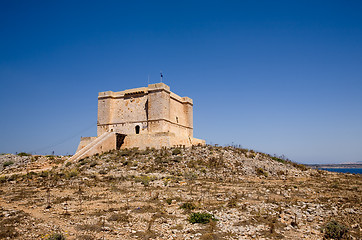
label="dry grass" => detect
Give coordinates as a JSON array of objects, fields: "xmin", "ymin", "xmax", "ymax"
[{"xmin": 0, "ymin": 146, "xmax": 360, "ymax": 239}]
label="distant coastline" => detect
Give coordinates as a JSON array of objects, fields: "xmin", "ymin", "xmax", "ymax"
[{"xmin": 308, "ymin": 163, "xmax": 362, "ymax": 169}]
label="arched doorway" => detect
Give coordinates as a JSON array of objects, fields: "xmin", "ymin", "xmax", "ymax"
[{"xmin": 135, "ymin": 125, "xmax": 140, "ymax": 134}]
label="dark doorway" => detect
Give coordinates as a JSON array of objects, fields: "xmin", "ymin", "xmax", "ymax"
[
  {"xmin": 135, "ymin": 125, "xmax": 140, "ymax": 134},
  {"xmin": 116, "ymin": 133, "xmax": 126, "ymax": 150}
]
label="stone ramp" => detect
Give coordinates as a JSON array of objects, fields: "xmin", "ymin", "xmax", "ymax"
[{"xmin": 68, "ymin": 132, "xmax": 114, "ymax": 162}]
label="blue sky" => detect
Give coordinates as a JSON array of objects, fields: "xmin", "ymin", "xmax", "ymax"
[{"xmin": 1, "ymin": 1, "xmax": 361, "ymax": 164}]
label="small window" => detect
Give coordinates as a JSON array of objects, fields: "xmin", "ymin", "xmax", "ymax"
[
  {"xmin": 176, "ymin": 117, "xmax": 179, "ymax": 123},
  {"xmin": 135, "ymin": 125, "xmax": 140, "ymax": 134}
]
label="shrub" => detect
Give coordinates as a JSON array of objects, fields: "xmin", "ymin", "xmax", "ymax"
[
  {"xmin": 256, "ymin": 168, "xmax": 268, "ymax": 177},
  {"xmin": 188, "ymin": 212, "xmax": 218, "ymax": 224},
  {"xmin": 76, "ymin": 223, "xmax": 102, "ymax": 232},
  {"xmin": 322, "ymin": 220, "xmax": 349, "ymax": 239},
  {"xmin": 154, "ymin": 156, "xmax": 168, "ymax": 164},
  {"xmin": 39, "ymin": 171, "xmax": 49, "ymax": 178},
  {"xmin": 135, "ymin": 175, "xmax": 152, "ymax": 187},
  {"xmin": 271, "ymin": 157, "xmax": 286, "ymax": 164},
  {"xmin": 172, "ymin": 156, "xmax": 182, "ymax": 162},
  {"xmin": 166, "ymin": 198, "xmax": 173, "ymax": 205},
  {"xmin": 248, "ymin": 152, "xmax": 255, "ymax": 158},
  {"xmin": 46, "ymin": 232, "xmax": 66, "ymax": 240},
  {"xmin": 172, "ymin": 148, "xmax": 182, "ymax": 155},
  {"xmin": 46, "ymin": 155, "xmax": 55, "ymax": 160},
  {"xmin": 89, "ymin": 161, "xmax": 97, "ymax": 167},
  {"xmin": 77, "ymin": 235, "xmax": 94, "ymax": 240},
  {"xmin": 184, "ymin": 171, "xmax": 198, "ymax": 180},
  {"xmin": 293, "ymin": 162, "xmax": 308, "ymax": 171},
  {"xmin": 207, "ymin": 156, "xmax": 224, "ymax": 168},
  {"xmin": 227, "ymin": 197, "xmax": 238, "ymax": 208},
  {"xmin": 3, "ymin": 161, "xmax": 14, "ymax": 167},
  {"xmin": 17, "ymin": 152, "xmax": 31, "ymax": 156},
  {"xmin": 78, "ymin": 158, "xmax": 88, "ymax": 165},
  {"xmin": 0, "ymin": 175, "xmax": 6, "ymax": 183},
  {"xmin": 0, "ymin": 225, "xmax": 19, "ymax": 238},
  {"xmin": 6, "ymin": 174, "xmax": 18, "ymax": 182},
  {"xmin": 271, "ymin": 155, "xmax": 308, "ymax": 171},
  {"xmin": 180, "ymin": 202, "xmax": 196, "ymax": 210},
  {"xmin": 66, "ymin": 169, "xmax": 79, "ymax": 178},
  {"xmin": 238, "ymin": 148, "xmax": 249, "ymax": 154},
  {"xmin": 108, "ymin": 213, "xmax": 129, "ymax": 222}
]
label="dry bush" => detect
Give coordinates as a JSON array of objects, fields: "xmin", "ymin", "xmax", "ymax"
[
  {"xmin": 0, "ymin": 224, "xmax": 18, "ymax": 238},
  {"xmin": 322, "ymin": 220, "xmax": 349, "ymax": 240},
  {"xmin": 77, "ymin": 234, "xmax": 95, "ymax": 240},
  {"xmin": 76, "ymin": 223, "xmax": 102, "ymax": 232},
  {"xmin": 107, "ymin": 213, "xmax": 130, "ymax": 222}
]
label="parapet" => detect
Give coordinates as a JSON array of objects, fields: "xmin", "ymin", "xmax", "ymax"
[
  {"xmin": 170, "ymin": 92, "xmax": 193, "ymax": 105},
  {"xmin": 182, "ymin": 96, "xmax": 193, "ymax": 105},
  {"xmin": 147, "ymin": 83, "xmax": 170, "ymax": 93},
  {"xmin": 98, "ymin": 83, "xmax": 174, "ymax": 99},
  {"xmin": 98, "ymin": 87, "xmax": 148, "ymax": 99}
]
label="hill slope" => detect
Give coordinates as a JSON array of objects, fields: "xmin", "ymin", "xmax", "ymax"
[{"xmin": 0, "ymin": 145, "xmax": 361, "ymax": 239}]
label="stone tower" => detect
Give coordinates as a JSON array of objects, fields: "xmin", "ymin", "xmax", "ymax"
[{"xmin": 71, "ymin": 83, "xmax": 204, "ymax": 160}]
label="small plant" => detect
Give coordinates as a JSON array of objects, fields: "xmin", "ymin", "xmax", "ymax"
[
  {"xmin": 227, "ymin": 197, "xmax": 238, "ymax": 208},
  {"xmin": 107, "ymin": 213, "xmax": 129, "ymax": 222},
  {"xmin": 135, "ymin": 175, "xmax": 154, "ymax": 187},
  {"xmin": 154, "ymin": 156, "xmax": 168, "ymax": 164},
  {"xmin": 256, "ymin": 168, "xmax": 268, "ymax": 177},
  {"xmin": 46, "ymin": 155, "xmax": 55, "ymax": 160},
  {"xmin": 78, "ymin": 158, "xmax": 88, "ymax": 165},
  {"xmin": 39, "ymin": 171, "xmax": 49, "ymax": 178},
  {"xmin": 66, "ymin": 169, "xmax": 79, "ymax": 178},
  {"xmin": 207, "ymin": 156, "xmax": 224, "ymax": 168},
  {"xmin": 166, "ymin": 198, "xmax": 173, "ymax": 205},
  {"xmin": 172, "ymin": 148, "xmax": 182, "ymax": 155},
  {"xmin": 3, "ymin": 160, "xmax": 14, "ymax": 167},
  {"xmin": 17, "ymin": 152, "xmax": 31, "ymax": 156},
  {"xmin": 0, "ymin": 175, "xmax": 6, "ymax": 183},
  {"xmin": 172, "ymin": 156, "xmax": 182, "ymax": 162},
  {"xmin": 330, "ymin": 182, "xmax": 340, "ymax": 189},
  {"xmin": 271, "ymin": 156, "xmax": 286, "ymax": 164},
  {"xmin": 89, "ymin": 161, "xmax": 97, "ymax": 167},
  {"xmin": 188, "ymin": 212, "xmax": 218, "ymax": 224},
  {"xmin": 322, "ymin": 220, "xmax": 349, "ymax": 239},
  {"xmin": 180, "ymin": 202, "xmax": 196, "ymax": 210},
  {"xmin": 46, "ymin": 232, "xmax": 66, "ymax": 240}
]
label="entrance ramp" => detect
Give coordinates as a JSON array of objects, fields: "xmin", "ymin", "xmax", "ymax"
[{"xmin": 68, "ymin": 132, "xmax": 115, "ymax": 162}]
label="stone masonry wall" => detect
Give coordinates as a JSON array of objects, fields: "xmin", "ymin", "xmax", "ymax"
[
  {"xmin": 72, "ymin": 82, "xmax": 205, "ymax": 158},
  {"xmin": 97, "ymin": 83, "xmax": 193, "ymax": 138}
]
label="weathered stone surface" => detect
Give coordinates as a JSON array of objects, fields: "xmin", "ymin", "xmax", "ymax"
[{"xmin": 73, "ymin": 83, "xmax": 205, "ymax": 160}]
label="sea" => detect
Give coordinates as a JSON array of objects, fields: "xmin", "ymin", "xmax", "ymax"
[{"xmin": 319, "ymin": 168, "xmax": 362, "ymax": 174}]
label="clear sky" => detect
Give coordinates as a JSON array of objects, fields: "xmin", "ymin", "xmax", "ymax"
[{"xmin": 1, "ymin": 1, "xmax": 361, "ymax": 164}]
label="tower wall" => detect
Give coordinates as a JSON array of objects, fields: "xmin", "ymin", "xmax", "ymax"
[
  {"xmin": 97, "ymin": 95, "xmax": 114, "ymax": 136},
  {"xmin": 147, "ymin": 83, "xmax": 171, "ymax": 133},
  {"xmin": 97, "ymin": 87, "xmax": 149, "ymax": 136},
  {"xmin": 94, "ymin": 82, "xmax": 204, "ymax": 150}
]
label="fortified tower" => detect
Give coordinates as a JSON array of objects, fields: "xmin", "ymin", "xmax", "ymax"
[{"xmin": 71, "ymin": 83, "xmax": 204, "ymax": 160}]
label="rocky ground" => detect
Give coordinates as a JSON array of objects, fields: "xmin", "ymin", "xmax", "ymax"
[{"xmin": 0, "ymin": 145, "xmax": 361, "ymax": 239}]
